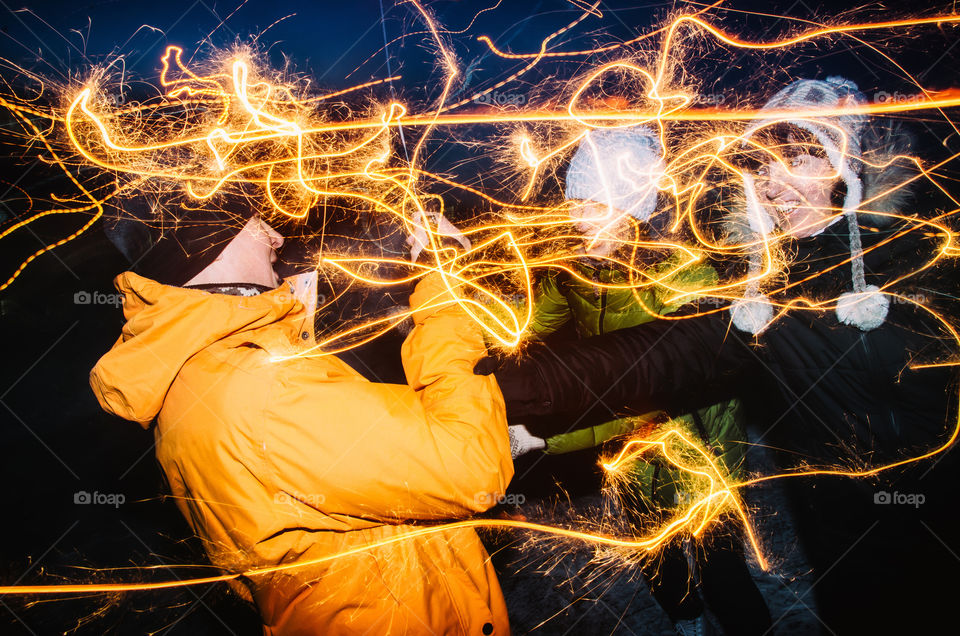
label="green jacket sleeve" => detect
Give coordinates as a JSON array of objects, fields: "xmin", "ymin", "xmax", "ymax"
[
  {"xmin": 543, "ymin": 417, "xmax": 637, "ymax": 454},
  {"xmin": 529, "ymin": 271, "xmax": 572, "ymax": 338}
]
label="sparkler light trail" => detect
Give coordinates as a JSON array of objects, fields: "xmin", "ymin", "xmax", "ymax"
[
  {"xmin": 1, "ymin": 2, "xmax": 959, "ymax": 620},
  {"xmin": 0, "ymin": 422, "xmax": 764, "ymax": 597}
]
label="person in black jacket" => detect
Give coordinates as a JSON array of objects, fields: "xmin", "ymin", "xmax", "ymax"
[{"xmin": 481, "ymin": 77, "xmax": 959, "ymax": 633}]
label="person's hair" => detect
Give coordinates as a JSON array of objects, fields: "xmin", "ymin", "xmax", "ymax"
[
  {"xmin": 733, "ymin": 123, "xmax": 828, "ymax": 170},
  {"xmin": 733, "ymin": 123, "xmax": 846, "ymax": 208}
]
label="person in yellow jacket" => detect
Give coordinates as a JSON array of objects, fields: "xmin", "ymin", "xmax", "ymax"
[{"xmin": 90, "ymin": 193, "xmax": 514, "ymax": 635}]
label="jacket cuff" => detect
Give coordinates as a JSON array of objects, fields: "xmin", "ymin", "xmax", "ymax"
[
  {"xmin": 494, "ymin": 356, "xmax": 554, "ymax": 419},
  {"xmin": 409, "ymin": 272, "xmax": 463, "ymax": 324}
]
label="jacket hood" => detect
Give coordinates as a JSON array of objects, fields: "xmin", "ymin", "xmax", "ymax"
[{"xmin": 90, "ymin": 272, "xmax": 301, "ymax": 427}]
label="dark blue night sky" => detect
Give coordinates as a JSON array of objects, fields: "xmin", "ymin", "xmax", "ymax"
[
  {"xmin": 1, "ymin": 0, "xmax": 949, "ymax": 124},
  {"xmin": 0, "ymin": 1, "xmax": 952, "ymax": 207},
  {"xmin": 0, "ymin": 1, "xmax": 892, "ymax": 92},
  {"xmin": 0, "ymin": 1, "xmax": 652, "ymax": 89}
]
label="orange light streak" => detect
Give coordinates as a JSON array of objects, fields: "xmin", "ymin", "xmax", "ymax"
[{"xmin": 0, "ymin": 7, "xmax": 958, "ymax": 601}]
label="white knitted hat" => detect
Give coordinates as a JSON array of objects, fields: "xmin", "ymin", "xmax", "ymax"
[
  {"xmin": 731, "ymin": 76, "xmax": 889, "ymax": 335},
  {"xmin": 565, "ymin": 126, "xmax": 665, "ymax": 222}
]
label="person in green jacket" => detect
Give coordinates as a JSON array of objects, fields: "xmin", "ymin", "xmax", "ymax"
[{"xmin": 510, "ymin": 126, "xmax": 771, "ymax": 636}]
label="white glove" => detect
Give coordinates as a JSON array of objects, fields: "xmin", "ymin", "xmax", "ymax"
[
  {"xmin": 406, "ymin": 210, "xmax": 471, "ymax": 262},
  {"xmin": 509, "ymin": 424, "xmax": 546, "ymax": 459}
]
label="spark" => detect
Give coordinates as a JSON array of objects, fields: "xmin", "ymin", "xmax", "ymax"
[{"xmin": 0, "ymin": 5, "xmax": 959, "ymax": 609}]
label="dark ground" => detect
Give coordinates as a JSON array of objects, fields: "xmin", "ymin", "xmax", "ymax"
[
  {"xmin": 489, "ymin": 434, "xmax": 818, "ymax": 635},
  {"xmin": 0, "ymin": 228, "xmax": 824, "ymax": 635}
]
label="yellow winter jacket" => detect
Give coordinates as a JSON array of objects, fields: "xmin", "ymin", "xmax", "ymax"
[{"xmin": 90, "ymin": 271, "xmax": 514, "ymax": 635}]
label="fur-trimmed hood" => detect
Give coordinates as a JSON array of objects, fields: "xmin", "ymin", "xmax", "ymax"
[{"xmin": 858, "ymin": 118, "xmax": 919, "ymax": 225}]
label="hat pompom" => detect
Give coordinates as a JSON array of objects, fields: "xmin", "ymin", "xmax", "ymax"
[
  {"xmin": 731, "ymin": 294, "xmax": 775, "ymax": 335},
  {"xmin": 836, "ymin": 285, "xmax": 889, "ymax": 331}
]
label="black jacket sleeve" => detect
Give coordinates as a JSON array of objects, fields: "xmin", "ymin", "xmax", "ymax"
[{"xmin": 481, "ymin": 311, "xmax": 759, "ymax": 421}]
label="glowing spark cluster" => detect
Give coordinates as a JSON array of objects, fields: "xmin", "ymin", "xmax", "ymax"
[{"xmin": 1, "ymin": 2, "xmax": 959, "ymax": 607}]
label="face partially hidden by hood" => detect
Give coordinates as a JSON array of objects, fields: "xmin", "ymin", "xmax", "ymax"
[
  {"xmin": 565, "ymin": 200, "xmax": 632, "ymax": 258},
  {"xmin": 184, "ymin": 215, "xmax": 286, "ymax": 288},
  {"xmin": 738, "ymin": 77, "xmax": 868, "ymax": 236},
  {"xmin": 90, "ymin": 272, "xmax": 301, "ymax": 427},
  {"xmin": 746, "ymin": 125, "xmax": 841, "ymax": 238}
]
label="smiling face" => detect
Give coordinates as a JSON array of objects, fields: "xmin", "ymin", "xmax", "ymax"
[
  {"xmin": 567, "ymin": 200, "xmax": 630, "ymax": 258},
  {"xmin": 752, "ymin": 133, "xmax": 842, "ymax": 238}
]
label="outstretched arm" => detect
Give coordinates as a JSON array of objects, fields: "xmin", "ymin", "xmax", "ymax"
[
  {"xmin": 263, "ymin": 276, "xmax": 513, "ymax": 522},
  {"xmin": 480, "ymin": 309, "xmax": 756, "ymax": 422}
]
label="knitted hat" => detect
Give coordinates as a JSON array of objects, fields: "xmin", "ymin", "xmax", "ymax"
[
  {"xmin": 565, "ymin": 126, "xmax": 665, "ymax": 222},
  {"xmin": 731, "ymin": 76, "xmax": 889, "ymax": 334},
  {"xmin": 103, "ymin": 191, "xmax": 258, "ymax": 286}
]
